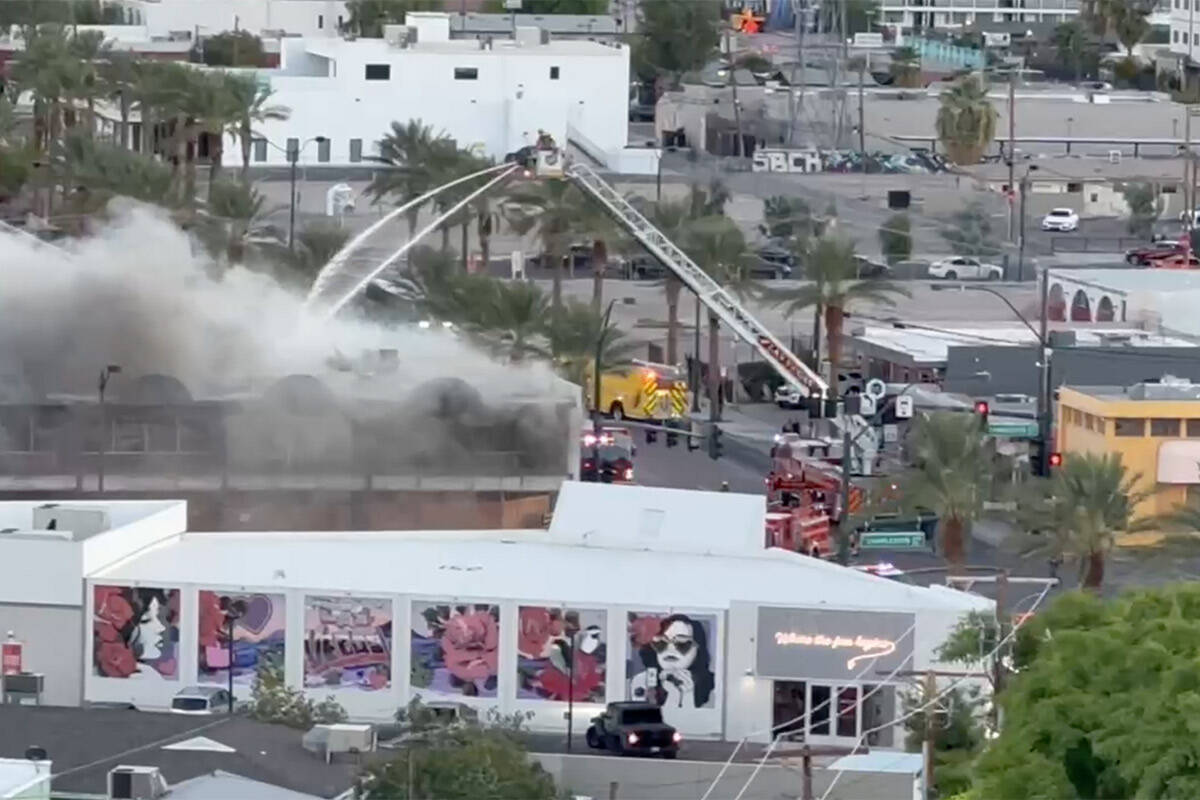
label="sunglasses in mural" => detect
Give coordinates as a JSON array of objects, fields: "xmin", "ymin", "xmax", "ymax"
[{"xmin": 627, "ymin": 612, "xmax": 716, "ymax": 710}]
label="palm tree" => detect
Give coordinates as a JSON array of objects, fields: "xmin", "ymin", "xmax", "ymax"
[
  {"xmin": 288, "ymin": 219, "xmax": 351, "ymax": 287},
  {"xmin": 1052, "ymin": 21, "xmax": 1091, "ymax": 84},
  {"xmin": 502, "ymin": 178, "xmax": 594, "ymax": 309},
  {"xmin": 9, "ymin": 24, "xmax": 72, "ymax": 155},
  {"xmin": 935, "ymin": 75, "xmax": 998, "ymax": 166},
  {"xmin": 367, "ymin": 119, "xmax": 454, "ymax": 236},
  {"xmin": 195, "ymin": 178, "xmax": 286, "ymax": 266},
  {"xmin": 1115, "ymin": 7, "xmax": 1149, "ymax": 59},
  {"xmin": 65, "ymin": 29, "xmax": 107, "ymax": 131},
  {"xmin": 764, "ymin": 235, "xmax": 909, "ymax": 397},
  {"xmin": 642, "ymin": 195, "xmax": 691, "ymax": 364},
  {"xmin": 546, "ymin": 299, "xmax": 638, "ymax": 385},
  {"xmin": 131, "ymin": 59, "xmax": 181, "ymax": 159},
  {"xmin": 889, "ymin": 46, "xmax": 922, "ymax": 88},
  {"xmin": 99, "ymin": 50, "xmax": 138, "ymax": 150},
  {"xmin": 903, "ymin": 412, "xmax": 993, "ymax": 570},
  {"xmin": 1016, "ymin": 452, "xmax": 1153, "ymax": 589},
  {"xmin": 224, "ymin": 72, "xmax": 290, "ymax": 180},
  {"xmin": 482, "ymin": 280, "xmax": 551, "ymax": 361}
]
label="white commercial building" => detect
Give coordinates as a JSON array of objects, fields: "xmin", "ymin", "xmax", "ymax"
[
  {"xmin": 78, "ymin": 483, "xmax": 990, "ymax": 747},
  {"xmin": 878, "ymin": 0, "xmax": 1079, "ymax": 30},
  {"xmin": 116, "ymin": 0, "xmax": 349, "ymax": 38},
  {"xmin": 1048, "ymin": 268, "xmax": 1200, "ymax": 336},
  {"xmin": 217, "ymin": 13, "xmax": 651, "ymax": 173}
]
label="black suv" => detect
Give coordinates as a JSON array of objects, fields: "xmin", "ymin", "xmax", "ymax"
[{"xmin": 585, "ymin": 702, "xmax": 680, "ymax": 758}]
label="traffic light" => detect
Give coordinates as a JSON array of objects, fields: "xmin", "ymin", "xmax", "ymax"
[
  {"xmin": 1048, "ymin": 452, "xmax": 1063, "ymax": 469},
  {"xmin": 974, "ymin": 400, "xmax": 990, "ymax": 428},
  {"xmin": 707, "ymin": 424, "xmax": 724, "ymax": 460}
]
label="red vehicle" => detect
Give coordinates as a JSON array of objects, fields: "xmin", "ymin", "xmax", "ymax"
[
  {"xmin": 1126, "ymin": 240, "xmax": 1184, "ymax": 265},
  {"xmin": 766, "ymin": 452, "xmax": 864, "ymax": 522},
  {"xmin": 765, "ymin": 503, "xmax": 832, "ymax": 558},
  {"xmin": 580, "ymin": 430, "xmax": 634, "ymax": 483},
  {"xmin": 1150, "ymin": 252, "xmax": 1200, "ymax": 270}
]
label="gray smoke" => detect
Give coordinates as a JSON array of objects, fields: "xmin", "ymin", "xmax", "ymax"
[{"xmin": 0, "ymin": 202, "xmax": 576, "ymax": 473}]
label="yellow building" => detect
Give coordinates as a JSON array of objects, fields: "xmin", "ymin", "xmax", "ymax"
[{"xmin": 1057, "ymin": 381, "xmax": 1200, "ymax": 520}]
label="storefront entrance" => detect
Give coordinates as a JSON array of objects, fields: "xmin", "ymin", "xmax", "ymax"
[{"xmin": 772, "ymin": 681, "xmax": 895, "ymax": 746}]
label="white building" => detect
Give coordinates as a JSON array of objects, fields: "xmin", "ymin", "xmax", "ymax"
[
  {"xmin": 878, "ymin": 0, "xmax": 1080, "ymax": 31},
  {"xmin": 1047, "ymin": 268, "xmax": 1200, "ymax": 335},
  {"xmin": 0, "ymin": 501, "xmax": 188, "ymax": 707},
  {"xmin": 214, "ymin": 13, "xmax": 650, "ymax": 173},
  {"xmin": 116, "ymin": 0, "xmax": 349, "ymax": 38},
  {"xmin": 0, "ymin": 758, "xmax": 51, "ymax": 800},
  {"xmin": 79, "ymin": 482, "xmax": 990, "ymax": 747}
]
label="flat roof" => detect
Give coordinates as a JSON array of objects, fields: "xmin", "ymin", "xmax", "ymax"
[
  {"xmin": 302, "ymin": 36, "xmax": 623, "ymax": 60},
  {"xmin": 0, "ymin": 500, "xmax": 182, "ymax": 540},
  {"xmin": 1049, "ymin": 268, "xmax": 1200, "ymax": 295},
  {"xmin": 1064, "ymin": 381, "xmax": 1200, "ymax": 402},
  {"xmin": 969, "ymin": 157, "xmax": 1187, "ymax": 183},
  {"xmin": 851, "ymin": 323, "xmax": 1197, "ymax": 363}
]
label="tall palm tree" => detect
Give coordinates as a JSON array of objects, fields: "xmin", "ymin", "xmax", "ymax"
[
  {"xmin": 1016, "ymin": 452, "xmax": 1153, "ymax": 589},
  {"xmin": 546, "ymin": 299, "xmax": 638, "ymax": 385},
  {"xmin": 935, "ymin": 75, "xmax": 998, "ymax": 166},
  {"xmin": 367, "ymin": 119, "xmax": 454, "ymax": 236},
  {"xmin": 642, "ymin": 195, "xmax": 691, "ymax": 364},
  {"xmin": 903, "ymin": 412, "xmax": 993, "ymax": 570},
  {"xmin": 98, "ymin": 50, "xmax": 138, "ymax": 150},
  {"xmin": 288, "ymin": 219, "xmax": 351, "ymax": 286},
  {"xmin": 223, "ymin": 73, "xmax": 290, "ymax": 180},
  {"xmin": 502, "ymin": 178, "xmax": 594, "ymax": 309},
  {"xmin": 1052, "ymin": 21, "xmax": 1091, "ymax": 84},
  {"xmin": 765, "ymin": 235, "xmax": 909, "ymax": 397},
  {"xmin": 889, "ymin": 46, "xmax": 922, "ymax": 88},
  {"xmin": 10, "ymin": 24, "xmax": 72, "ymax": 155},
  {"xmin": 195, "ymin": 178, "xmax": 286, "ymax": 266},
  {"xmin": 131, "ymin": 59, "xmax": 181, "ymax": 159},
  {"xmin": 65, "ymin": 29, "xmax": 107, "ymax": 131},
  {"xmin": 482, "ymin": 280, "xmax": 551, "ymax": 361}
]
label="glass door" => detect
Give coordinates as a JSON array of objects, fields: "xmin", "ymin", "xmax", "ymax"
[{"xmin": 805, "ymin": 682, "xmax": 862, "ymax": 745}]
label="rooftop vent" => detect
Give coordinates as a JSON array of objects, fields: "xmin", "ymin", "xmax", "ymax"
[{"xmin": 108, "ymin": 766, "xmax": 167, "ymax": 800}]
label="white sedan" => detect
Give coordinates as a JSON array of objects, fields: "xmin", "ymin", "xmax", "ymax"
[
  {"xmin": 928, "ymin": 256, "xmax": 1004, "ymax": 281},
  {"xmin": 1041, "ymin": 208, "xmax": 1079, "ymax": 232}
]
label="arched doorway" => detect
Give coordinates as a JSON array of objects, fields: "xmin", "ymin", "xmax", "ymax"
[
  {"xmin": 1070, "ymin": 290, "xmax": 1092, "ymax": 322},
  {"xmin": 1096, "ymin": 295, "xmax": 1115, "ymax": 322},
  {"xmin": 1048, "ymin": 283, "xmax": 1067, "ymax": 321}
]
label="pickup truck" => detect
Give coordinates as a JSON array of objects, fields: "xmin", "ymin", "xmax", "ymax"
[{"xmin": 585, "ymin": 702, "xmax": 681, "ymax": 758}]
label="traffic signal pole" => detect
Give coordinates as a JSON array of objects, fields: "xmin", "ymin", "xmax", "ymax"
[{"xmin": 1037, "ymin": 268, "xmax": 1052, "ymax": 476}]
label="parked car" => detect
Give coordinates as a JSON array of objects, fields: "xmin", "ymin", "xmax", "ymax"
[
  {"xmin": 170, "ymin": 686, "xmax": 234, "ymax": 715},
  {"xmin": 928, "ymin": 256, "xmax": 1003, "ymax": 281},
  {"xmin": 1150, "ymin": 253, "xmax": 1200, "ymax": 270},
  {"xmin": 775, "ymin": 385, "xmax": 804, "ymax": 409},
  {"xmin": 1041, "ymin": 208, "xmax": 1079, "ymax": 232},
  {"xmin": 625, "ymin": 254, "xmax": 666, "ymax": 280},
  {"xmin": 586, "ymin": 702, "xmax": 681, "ymax": 758},
  {"xmin": 1126, "ymin": 240, "xmax": 1184, "ymax": 265},
  {"xmin": 853, "ymin": 255, "xmax": 892, "ymax": 278},
  {"xmin": 752, "ymin": 245, "xmax": 795, "ymax": 279}
]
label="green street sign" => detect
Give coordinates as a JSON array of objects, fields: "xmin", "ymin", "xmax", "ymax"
[
  {"xmin": 859, "ymin": 531, "xmax": 927, "ymax": 550},
  {"xmin": 988, "ymin": 421, "xmax": 1039, "ymax": 438}
]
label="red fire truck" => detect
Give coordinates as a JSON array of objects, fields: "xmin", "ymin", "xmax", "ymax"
[
  {"xmin": 766, "ymin": 448, "xmax": 865, "ymax": 522},
  {"xmin": 765, "ymin": 503, "xmax": 832, "ymax": 558}
]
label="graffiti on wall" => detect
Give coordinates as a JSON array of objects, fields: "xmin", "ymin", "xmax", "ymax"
[
  {"xmin": 517, "ymin": 607, "xmax": 606, "ymax": 702},
  {"xmin": 410, "ymin": 603, "xmax": 500, "ymax": 697},
  {"xmin": 197, "ymin": 591, "xmax": 286, "ymax": 685},
  {"xmin": 303, "ymin": 596, "xmax": 392, "ymax": 691},
  {"xmin": 627, "ymin": 612, "xmax": 716, "ymax": 710},
  {"xmin": 93, "ymin": 585, "xmax": 180, "ymax": 679}
]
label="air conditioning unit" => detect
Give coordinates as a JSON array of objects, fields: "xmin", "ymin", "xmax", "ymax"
[
  {"xmin": 302, "ymin": 724, "xmax": 376, "ymax": 764},
  {"xmin": 108, "ymin": 766, "xmax": 167, "ymax": 800},
  {"xmin": 32, "ymin": 505, "xmax": 110, "ymax": 538}
]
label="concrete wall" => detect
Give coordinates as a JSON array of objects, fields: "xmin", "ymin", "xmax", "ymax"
[
  {"xmin": 944, "ymin": 345, "xmax": 1200, "ymax": 398},
  {"xmin": 0, "ymin": 605, "xmax": 84, "ymax": 707},
  {"xmin": 530, "ymin": 751, "xmax": 917, "ymax": 800}
]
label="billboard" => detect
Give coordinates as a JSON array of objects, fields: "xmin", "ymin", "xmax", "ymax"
[
  {"xmin": 410, "ymin": 603, "xmax": 500, "ymax": 698},
  {"xmin": 93, "ymin": 585, "xmax": 180, "ymax": 679},
  {"xmin": 755, "ymin": 607, "xmax": 915, "ymax": 682},
  {"xmin": 197, "ymin": 591, "xmax": 286, "ymax": 685},
  {"xmin": 516, "ymin": 607, "xmax": 606, "ymax": 703},
  {"xmin": 303, "ymin": 596, "xmax": 392, "ymax": 691},
  {"xmin": 626, "ymin": 612, "xmax": 717, "ymax": 710}
]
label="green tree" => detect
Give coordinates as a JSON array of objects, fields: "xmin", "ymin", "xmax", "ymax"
[
  {"xmin": 195, "ymin": 178, "xmax": 286, "ymax": 266},
  {"xmin": 288, "ymin": 219, "xmax": 352, "ymax": 286},
  {"xmin": 1120, "ymin": 182, "xmax": 1161, "ymax": 237},
  {"xmin": 760, "ymin": 195, "xmax": 822, "ymax": 243},
  {"xmin": 357, "ymin": 700, "xmax": 556, "ymax": 800},
  {"xmin": 1052, "ymin": 21, "xmax": 1094, "ymax": 84},
  {"xmin": 1014, "ymin": 452, "xmax": 1152, "ymax": 589},
  {"xmin": 973, "ymin": 585, "xmax": 1200, "ymax": 798},
  {"xmin": 502, "ymin": 178, "xmax": 595, "ymax": 309},
  {"xmin": 845, "ymin": 0, "xmax": 881, "ymax": 35},
  {"xmin": 546, "ymin": 299, "xmax": 638, "ymax": 385},
  {"xmin": 935, "ymin": 75, "xmax": 998, "ymax": 165},
  {"xmin": 480, "ymin": 280, "xmax": 552, "ymax": 361},
  {"xmin": 249, "ymin": 655, "xmax": 347, "ymax": 729},
  {"xmin": 1115, "ymin": 4, "xmax": 1150, "ymax": 58},
  {"xmin": 368, "ymin": 119, "xmax": 455, "ymax": 236},
  {"xmin": 889, "ymin": 46, "xmax": 922, "ymax": 88},
  {"xmin": 199, "ymin": 31, "xmax": 266, "ymax": 67},
  {"xmin": 940, "ymin": 201, "xmax": 999, "ymax": 257},
  {"xmin": 224, "ymin": 73, "xmax": 290, "ymax": 180},
  {"xmin": 98, "ymin": 50, "xmax": 138, "ymax": 151},
  {"xmin": 764, "ymin": 235, "xmax": 908, "ymax": 397},
  {"xmin": 902, "ymin": 412, "xmax": 992, "ymax": 569},
  {"xmin": 632, "ymin": 0, "xmax": 721, "ymax": 89},
  {"xmin": 901, "ymin": 679, "xmax": 984, "ymax": 798},
  {"xmin": 878, "ymin": 212, "xmax": 912, "ymax": 265}
]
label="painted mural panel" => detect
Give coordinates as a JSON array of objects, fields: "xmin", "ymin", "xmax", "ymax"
[
  {"xmin": 410, "ymin": 603, "xmax": 500, "ymax": 697},
  {"xmin": 197, "ymin": 591, "xmax": 286, "ymax": 685},
  {"xmin": 517, "ymin": 606, "xmax": 606, "ymax": 702},
  {"xmin": 303, "ymin": 596, "xmax": 392, "ymax": 691},
  {"xmin": 626, "ymin": 612, "xmax": 716, "ymax": 709},
  {"xmin": 92, "ymin": 585, "xmax": 180, "ymax": 679}
]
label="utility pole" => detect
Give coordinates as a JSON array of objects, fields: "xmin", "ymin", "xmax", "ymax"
[
  {"xmin": 691, "ymin": 296, "xmax": 701, "ymax": 413},
  {"xmin": 790, "ymin": 0, "xmax": 807, "ymax": 146},
  {"xmin": 1037, "ymin": 267, "xmax": 1052, "ymax": 476},
  {"xmin": 1017, "ymin": 169, "xmax": 1028, "ymax": 281},
  {"xmin": 724, "ymin": 25, "xmax": 744, "ymax": 158},
  {"xmin": 1185, "ymin": 110, "xmax": 1193, "ymax": 227},
  {"xmin": 922, "ymin": 671, "xmax": 937, "ymax": 800},
  {"xmin": 857, "ymin": 57, "xmax": 866, "ymax": 163},
  {"xmin": 836, "ymin": 397, "xmax": 854, "ymax": 565},
  {"xmin": 1007, "ymin": 69, "xmax": 1016, "ymax": 242}
]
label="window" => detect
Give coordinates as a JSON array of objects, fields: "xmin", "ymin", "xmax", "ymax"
[
  {"xmin": 550, "ymin": 65, "xmax": 560, "ymax": 79},
  {"xmin": 317, "ymin": 137, "xmax": 331, "ymax": 163},
  {"xmin": 1194, "ymin": 32, "xmax": 1199, "ymax": 44},
  {"xmin": 337, "ymin": 15, "xmax": 344, "ymax": 28},
  {"xmin": 286, "ymin": 137, "xmax": 299, "ymax": 159},
  {"xmin": 252, "ymin": 137, "xmax": 267, "ymax": 162},
  {"xmin": 1115, "ymin": 417, "xmax": 1145, "ymax": 437},
  {"xmin": 1082, "ymin": 413, "xmax": 1094, "ymax": 431},
  {"xmin": 1187, "ymin": 419, "xmax": 1200, "ymax": 437},
  {"xmin": 365, "ymin": 63, "xmax": 391, "ymax": 80},
  {"xmin": 1151, "ymin": 418, "xmax": 1181, "ymax": 436},
  {"xmin": 349, "ymin": 138, "xmax": 363, "ymax": 163},
  {"xmin": 318, "ymin": 13, "xmax": 324, "ymax": 29},
  {"xmin": 1066, "ymin": 182, "xmax": 1083, "ymax": 193},
  {"xmin": 454, "ymin": 67, "xmax": 479, "ymax": 80},
  {"xmin": 1176, "ymin": 30, "xmax": 1181, "ymax": 43}
]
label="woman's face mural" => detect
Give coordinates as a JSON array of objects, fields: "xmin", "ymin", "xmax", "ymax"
[
  {"xmin": 627, "ymin": 612, "xmax": 716, "ymax": 711},
  {"xmin": 654, "ymin": 619, "xmax": 699, "ymax": 672},
  {"xmin": 93, "ymin": 585, "xmax": 180, "ymax": 679}
]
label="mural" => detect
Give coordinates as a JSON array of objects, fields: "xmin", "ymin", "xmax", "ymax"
[
  {"xmin": 93, "ymin": 585, "xmax": 180, "ymax": 679},
  {"xmin": 411, "ymin": 603, "xmax": 500, "ymax": 697},
  {"xmin": 627, "ymin": 612, "xmax": 716, "ymax": 709},
  {"xmin": 517, "ymin": 607, "xmax": 606, "ymax": 702},
  {"xmin": 303, "ymin": 596, "xmax": 392, "ymax": 691},
  {"xmin": 197, "ymin": 591, "xmax": 286, "ymax": 686}
]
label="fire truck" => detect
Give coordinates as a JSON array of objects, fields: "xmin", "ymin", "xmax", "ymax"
[
  {"xmin": 579, "ymin": 427, "xmax": 635, "ymax": 484},
  {"xmin": 766, "ymin": 440, "xmax": 865, "ymax": 523},
  {"xmin": 584, "ymin": 360, "xmax": 688, "ymax": 424},
  {"xmin": 765, "ymin": 503, "xmax": 832, "ymax": 558}
]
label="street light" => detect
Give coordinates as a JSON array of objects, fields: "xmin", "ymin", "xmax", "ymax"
[
  {"xmin": 931, "ymin": 282, "xmax": 1052, "ymax": 475},
  {"xmin": 1016, "ymin": 164, "xmax": 1039, "ymax": 280},
  {"xmin": 264, "ymin": 136, "xmax": 328, "ymax": 252},
  {"xmin": 96, "ymin": 364, "xmax": 121, "ymax": 492},
  {"xmin": 591, "ymin": 299, "xmax": 618, "ymax": 473},
  {"xmin": 219, "ymin": 596, "xmax": 247, "ymax": 714}
]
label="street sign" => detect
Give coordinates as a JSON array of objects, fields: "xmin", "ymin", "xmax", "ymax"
[
  {"xmin": 988, "ymin": 420, "xmax": 1039, "ymax": 438},
  {"xmin": 864, "ymin": 378, "xmax": 887, "ymax": 400},
  {"xmin": 857, "ymin": 395, "xmax": 876, "ymax": 416},
  {"xmin": 894, "ymin": 395, "xmax": 913, "ymax": 419},
  {"xmin": 859, "ymin": 531, "xmax": 927, "ymax": 550}
]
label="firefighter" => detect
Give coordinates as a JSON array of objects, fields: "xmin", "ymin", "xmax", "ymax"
[{"xmin": 536, "ymin": 129, "xmax": 556, "ymax": 150}]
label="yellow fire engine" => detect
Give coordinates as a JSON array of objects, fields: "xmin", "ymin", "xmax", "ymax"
[{"xmin": 585, "ymin": 360, "xmax": 689, "ymax": 421}]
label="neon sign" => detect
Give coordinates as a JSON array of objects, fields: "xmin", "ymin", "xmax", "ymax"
[{"xmin": 773, "ymin": 631, "xmax": 898, "ymax": 670}]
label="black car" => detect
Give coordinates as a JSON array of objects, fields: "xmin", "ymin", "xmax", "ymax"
[
  {"xmin": 586, "ymin": 701, "xmax": 680, "ymax": 758},
  {"xmin": 853, "ymin": 255, "xmax": 892, "ymax": 278},
  {"xmin": 753, "ymin": 245, "xmax": 795, "ymax": 279}
]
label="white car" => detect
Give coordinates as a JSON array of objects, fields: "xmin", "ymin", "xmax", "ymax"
[
  {"xmin": 927, "ymin": 256, "xmax": 1004, "ymax": 281},
  {"xmin": 775, "ymin": 386, "xmax": 804, "ymax": 409},
  {"xmin": 1041, "ymin": 208, "xmax": 1079, "ymax": 232}
]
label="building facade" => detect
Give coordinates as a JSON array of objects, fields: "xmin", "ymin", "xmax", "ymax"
[
  {"xmin": 1057, "ymin": 379, "xmax": 1200, "ymax": 519},
  {"xmin": 80, "ymin": 483, "xmax": 990, "ymax": 746},
  {"xmin": 115, "ymin": 0, "xmax": 350, "ymax": 38},
  {"xmin": 878, "ymin": 0, "xmax": 1079, "ymax": 31}
]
